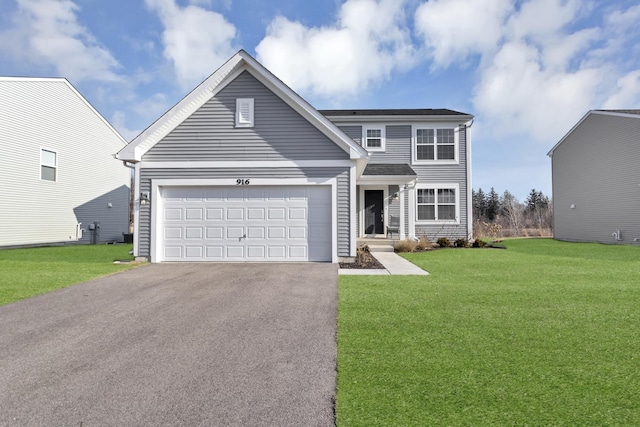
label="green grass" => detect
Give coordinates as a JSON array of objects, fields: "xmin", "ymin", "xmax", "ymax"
[
  {"xmin": 338, "ymin": 239, "xmax": 640, "ymax": 426},
  {"xmin": 0, "ymin": 244, "xmax": 138, "ymax": 306}
]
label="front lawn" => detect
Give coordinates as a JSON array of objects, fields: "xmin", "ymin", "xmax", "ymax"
[
  {"xmin": 0, "ymin": 244, "xmax": 137, "ymax": 306},
  {"xmin": 338, "ymin": 239, "xmax": 640, "ymax": 426}
]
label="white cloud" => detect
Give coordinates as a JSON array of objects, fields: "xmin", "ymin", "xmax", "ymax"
[
  {"xmin": 414, "ymin": 0, "xmax": 513, "ymax": 68},
  {"xmin": 145, "ymin": 0, "xmax": 237, "ymax": 88},
  {"xmin": 602, "ymin": 70, "xmax": 640, "ymax": 109},
  {"xmin": 0, "ymin": 0, "xmax": 120, "ymax": 82},
  {"xmin": 415, "ymin": 0, "xmax": 640, "ymax": 143},
  {"xmin": 255, "ymin": 0, "xmax": 415, "ymax": 99}
]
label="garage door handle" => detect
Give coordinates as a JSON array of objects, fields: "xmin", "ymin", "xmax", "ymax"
[{"xmin": 242, "ymin": 234, "xmax": 247, "ymax": 239}]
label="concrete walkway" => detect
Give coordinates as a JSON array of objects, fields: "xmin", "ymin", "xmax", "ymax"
[{"xmin": 339, "ymin": 250, "xmax": 429, "ymax": 276}]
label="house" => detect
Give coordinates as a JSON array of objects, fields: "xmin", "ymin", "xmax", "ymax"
[
  {"xmin": 0, "ymin": 77, "xmax": 131, "ymax": 247},
  {"xmin": 547, "ymin": 110, "xmax": 640, "ymax": 245},
  {"xmin": 117, "ymin": 50, "xmax": 473, "ymax": 262}
]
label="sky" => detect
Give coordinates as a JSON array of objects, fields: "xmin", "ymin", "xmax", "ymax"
[{"xmin": 2, "ymin": 0, "xmax": 640, "ymax": 200}]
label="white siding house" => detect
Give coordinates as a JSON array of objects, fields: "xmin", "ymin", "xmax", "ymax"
[{"xmin": 0, "ymin": 77, "xmax": 131, "ymax": 247}]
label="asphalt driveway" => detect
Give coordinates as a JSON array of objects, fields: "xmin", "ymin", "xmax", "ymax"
[{"xmin": 0, "ymin": 263, "xmax": 338, "ymax": 426}]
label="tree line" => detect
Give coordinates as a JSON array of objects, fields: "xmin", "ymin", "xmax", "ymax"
[{"xmin": 472, "ymin": 188, "xmax": 552, "ymax": 238}]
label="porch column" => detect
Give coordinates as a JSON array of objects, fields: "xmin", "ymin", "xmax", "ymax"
[
  {"xmin": 399, "ymin": 186, "xmax": 406, "ymax": 239},
  {"xmin": 408, "ymin": 183, "xmax": 416, "ymax": 238}
]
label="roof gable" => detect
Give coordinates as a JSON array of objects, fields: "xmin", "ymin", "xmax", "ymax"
[
  {"xmin": 548, "ymin": 109, "xmax": 640, "ymax": 156},
  {"xmin": 117, "ymin": 50, "xmax": 368, "ymax": 162}
]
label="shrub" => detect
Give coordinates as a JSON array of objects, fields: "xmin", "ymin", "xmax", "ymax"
[
  {"xmin": 394, "ymin": 239, "xmax": 418, "ymax": 253},
  {"xmin": 437, "ymin": 237, "xmax": 451, "ymax": 248},
  {"xmin": 454, "ymin": 238, "xmax": 469, "ymax": 248},
  {"xmin": 416, "ymin": 236, "xmax": 431, "ymax": 251},
  {"xmin": 472, "ymin": 239, "xmax": 487, "ymax": 248}
]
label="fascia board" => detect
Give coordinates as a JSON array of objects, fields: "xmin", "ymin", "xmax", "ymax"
[
  {"xmin": 58, "ymin": 78, "xmax": 128, "ymax": 147},
  {"xmin": 548, "ymin": 110, "xmax": 640, "ymax": 157},
  {"xmin": 325, "ymin": 114, "xmax": 474, "ymax": 124},
  {"xmin": 117, "ymin": 53, "xmax": 246, "ymax": 162},
  {"xmin": 547, "ymin": 110, "xmax": 593, "ymax": 157}
]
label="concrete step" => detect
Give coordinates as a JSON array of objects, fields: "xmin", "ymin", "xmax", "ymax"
[{"xmin": 367, "ymin": 245, "xmax": 395, "ymax": 252}]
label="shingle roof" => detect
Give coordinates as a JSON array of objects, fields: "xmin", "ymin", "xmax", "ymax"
[
  {"xmin": 362, "ymin": 164, "xmax": 417, "ymax": 176},
  {"xmin": 319, "ymin": 108, "xmax": 471, "ymax": 117}
]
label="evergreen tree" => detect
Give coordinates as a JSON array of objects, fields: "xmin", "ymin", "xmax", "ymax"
[
  {"xmin": 472, "ymin": 188, "xmax": 487, "ymax": 221},
  {"xmin": 486, "ymin": 187, "xmax": 500, "ymax": 221}
]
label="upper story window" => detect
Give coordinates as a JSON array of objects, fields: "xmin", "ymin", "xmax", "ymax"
[
  {"xmin": 235, "ymin": 98, "xmax": 254, "ymax": 128},
  {"xmin": 40, "ymin": 148, "xmax": 57, "ymax": 181},
  {"xmin": 416, "ymin": 184, "xmax": 459, "ymax": 223},
  {"xmin": 413, "ymin": 126, "xmax": 458, "ymax": 164},
  {"xmin": 363, "ymin": 126, "xmax": 385, "ymax": 152}
]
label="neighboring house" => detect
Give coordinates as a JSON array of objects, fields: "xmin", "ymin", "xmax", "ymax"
[
  {"xmin": 0, "ymin": 77, "xmax": 131, "ymax": 247},
  {"xmin": 547, "ymin": 109, "xmax": 640, "ymax": 245},
  {"xmin": 117, "ymin": 50, "xmax": 473, "ymax": 263}
]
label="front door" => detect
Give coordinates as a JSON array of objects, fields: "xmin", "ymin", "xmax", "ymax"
[{"xmin": 364, "ymin": 190, "xmax": 384, "ymax": 235}]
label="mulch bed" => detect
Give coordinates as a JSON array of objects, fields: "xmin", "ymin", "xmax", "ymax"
[{"xmin": 339, "ymin": 254, "xmax": 385, "ymax": 269}]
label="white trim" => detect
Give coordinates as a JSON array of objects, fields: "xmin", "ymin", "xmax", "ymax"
[
  {"xmin": 139, "ymin": 160, "xmax": 355, "ymax": 169},
  {"xmin": 359, "ymin": 186, "xmax": 388, "ymax": 237},
  {"xmin": 411, "ymin": 124, "xmax": 460, "ymax": 165},
  {"xmin": 399, "ymin": 185, "xmax": 406, "ymax": 239},
  {"xmin": 235, "ymin": 98, "xmax": 254, "ymax": 127},
  {"xmin": 465, "ymin": 124, "xmax": 473, "ymax": 238},
  {"xmin": 414, "ymin": 183, "xmax": 461, "ymax": 225},
  {"xmin": 133, "ymin": 162, "xmax": 141, "ymax": 257},
  {"xmin": 358, "ymin": 175, "xmax": 417, "ymax": 185},
  {"xmin": 408, "ymin": 183, "xmax": 416, "ymax": 238},
  {"xmin": 350, "ymin": 165, "xmax": 357, "ymax": 257},
  {"xmin": 39, "ymin": 147, "xmax": 58, "ymax": 182},
  {"xmin": 362, "ymin": 125, "xmax": 385, "ymax": 152},
  {"xmin": 149, "ymin": 177, "xmax": 338, "ymax": 263}
]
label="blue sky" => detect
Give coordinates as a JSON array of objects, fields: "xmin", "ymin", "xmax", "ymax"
[{"xmin": 2, "ymin": 0, "xmax": 640, "ymax": 200}]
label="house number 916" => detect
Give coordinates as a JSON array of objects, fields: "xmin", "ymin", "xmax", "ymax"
[{"xmin": 236, "ymin": 179, "xmax": 250, "ymax": 185}]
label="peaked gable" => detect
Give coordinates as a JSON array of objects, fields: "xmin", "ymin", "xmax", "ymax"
[
  {"xmin": 117, "ymin": 50, "xmax": 368, "ymax": 162},
  {"xmin": 143, "ymin": 70, "xmax": 349, "ymax": 161}
]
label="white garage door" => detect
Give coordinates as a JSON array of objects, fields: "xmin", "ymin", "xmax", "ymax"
[{"xmin": 159, "ymin": 186, "xmax": 332, "ymax": 262}]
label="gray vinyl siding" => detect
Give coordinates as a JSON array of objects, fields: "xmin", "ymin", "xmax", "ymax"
[
  {"xmin": 144, "ymin": 71, "xmax": 348, "ymax": 161},
  {"xmin": 414, "ymin": 126, "xmax": 469, "ymax": 240},
  {"xmin": 0, "ymin": 79, "xmax": 130, "ymax": 247},
  {"xmin": 138, "ymin": 167, "xmax": 351, "ymax": 258},
  {"xmin": 551, "ymin": 114, "xmax": 640, "ymax": 244},
  {"xmin": 339, "ymin": 122, "xmax": 470, "ymax": 240},
  {"xmin": 336, "ymin": 125, "xmax": 411, "ymax": 163}
]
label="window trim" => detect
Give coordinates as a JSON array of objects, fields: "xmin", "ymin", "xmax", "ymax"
[
  {"xmin": 415, "ymin": 183, "xmax": 460, "ymax": 224},
  {"xmin": 362, "ymin": 125, "xmax": 385, "ymax": 152},
  {"xmin": 235, "ymin": 98, "xmax": 255, "ymax": 128},
  {"xmin": 40, "ymin": 148, "xmax": 57, "ymax": 182},
  {"xmin": 412, "ymin": 124, "xmax": 459, "ymax": 165}
]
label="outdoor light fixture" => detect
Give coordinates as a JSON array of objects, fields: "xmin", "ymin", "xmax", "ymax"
[
  {"xmin": 140, "ymin": 192, "xmax": 150, "ymax": 206},
  {"xmin": 392, "ymin": 192, "xmax": 399, "ymax": 201}
]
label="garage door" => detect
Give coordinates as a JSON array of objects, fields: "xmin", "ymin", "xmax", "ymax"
[{"xmin": 160, "ymin": 186, "xmax": 332, "ymax": 262}]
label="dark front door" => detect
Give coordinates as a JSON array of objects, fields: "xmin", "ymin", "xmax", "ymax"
[{"xmin": 364, "ymin": 190, "xmax": 384, "ymax": 234}]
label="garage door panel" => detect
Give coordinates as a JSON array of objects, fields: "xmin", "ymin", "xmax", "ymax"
[
  {"xmin": 185, "ymin": 208, "xmax": 203, "ymax": 220},
  {"xmin": 165, "ymin": 227, "xmax": 182, "ymax": 239},
  {"xmin": 160, "ymin": 185, "xmax": 331, "ymax": 262},
  {"xmin": 206, "ymin": 246, "xmax": 224, "ymax": 258},
  {"xmin": 185, "ymin": 227, "xmax": 203, "ymax": 239},
  {"xmin": 226, "ymin": 208, "xmax": 244, "ymax": 220},
  {"xmin": 165, "ymin": 209, "xmax": 182, "ymax": 221}
]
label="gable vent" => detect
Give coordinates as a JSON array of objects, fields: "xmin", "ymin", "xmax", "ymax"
[{"xmin": 236, "ymin": 98, "xmax": 254, "ymax": 127}]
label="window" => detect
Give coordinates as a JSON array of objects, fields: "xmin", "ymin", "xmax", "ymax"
[
  {"xmin": 363, "ymin": 126, "xmax": 385, "ymax": 151},
  {"xmin": 235, "ymin": 98, "xmax": 254, "ymax": 127},
  {"xmin": 40, "ymin": 149, "xmax": 57, "ymax": 181},
  {"xmin": 416, "ymin": 185, "xmax": 458, "ymax": 222},
  {"xmin": 413, "ymin": 126, "xmax": 457, "ymax": 163}
]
